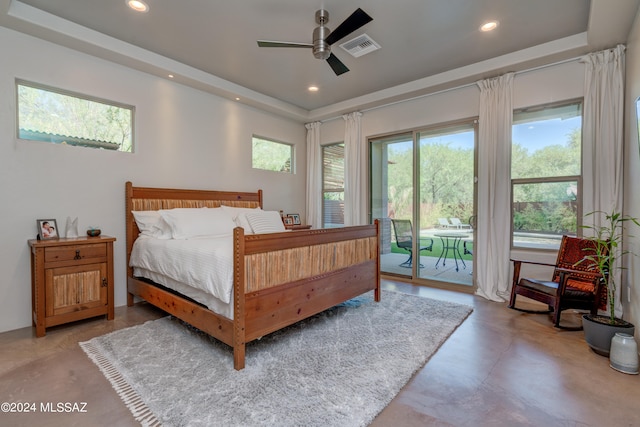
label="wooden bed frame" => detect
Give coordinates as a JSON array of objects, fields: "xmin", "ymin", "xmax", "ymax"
[{"xmin": 125, "ymin": 182, "xmax": 380, "ymax": 370}]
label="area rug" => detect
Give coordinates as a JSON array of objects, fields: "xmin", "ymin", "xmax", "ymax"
[{"xmin": 80, "ymin": 290, "xmax": 472, "ymax": 427}]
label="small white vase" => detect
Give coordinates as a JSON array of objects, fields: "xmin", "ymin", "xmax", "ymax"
[{"xmin": 609, "ymin": 333, "xmax": 639, "ymax": 374}]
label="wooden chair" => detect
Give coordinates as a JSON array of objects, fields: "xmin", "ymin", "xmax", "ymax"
[
  {"xmin": 509, "ymin": 235, "xmax": 606, "ymax": 329},
  {"xmin": 391, "ymin": 219, "xmax": 433, "ymax": 268}
]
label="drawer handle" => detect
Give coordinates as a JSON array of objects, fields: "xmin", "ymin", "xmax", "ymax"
[
  {"xmin": 74, "ymin": 250, "xmax": 81, "ymax": 260},
  {"xmin": 102, "ymin": 278, "xmax": 108, "ymax": 287}
]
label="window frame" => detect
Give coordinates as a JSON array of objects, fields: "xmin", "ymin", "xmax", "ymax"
[
  {"xmin": 251, "ymin": 135, "xmax": 294, "ymax": 174},
  {"xmin": 16, "ymin": 79, "xmax": 135, "ymax": 152},
  {"xmin": 321, "ymin": 142, "xmax": 345, "ymax": 228},
  {"xmin": 510, "ymin": 99, "xmax": 584, "ymax": 250},
  {"xmin": 511, "ymin": 176, "xmax": 582, "ymax": 249}
]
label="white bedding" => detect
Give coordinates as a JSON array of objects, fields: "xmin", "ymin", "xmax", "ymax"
[{"xmin": 129, "ymin": 235, "xmax": 234, "ymax": 305}]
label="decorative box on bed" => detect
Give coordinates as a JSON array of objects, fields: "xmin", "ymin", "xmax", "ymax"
[{"xmin": 125, "ymin": 182, "xmax": 380, "ymax": 370}]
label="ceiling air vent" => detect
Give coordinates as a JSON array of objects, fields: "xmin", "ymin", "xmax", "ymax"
[{"xmin": 339, "ymin": 33, "xmax": 380, "ymax": 58}]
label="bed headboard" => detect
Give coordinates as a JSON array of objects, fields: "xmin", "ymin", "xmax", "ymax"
[{"xmin": 125, "ymin": 181, "xmax": 263, "ymax": 276}]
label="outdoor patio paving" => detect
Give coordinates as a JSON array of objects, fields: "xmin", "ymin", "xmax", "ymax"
[{"xmin": 380, "ymin": 253, "xmax": 473, "ymax": 286}]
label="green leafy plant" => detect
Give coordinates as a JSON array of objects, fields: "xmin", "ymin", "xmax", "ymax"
[{"xmin": 580, "ymin": 210, "xmax": 640, "ymax": 325}]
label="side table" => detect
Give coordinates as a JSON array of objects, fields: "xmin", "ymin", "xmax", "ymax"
[{"xmin": 28, "ymin": 236, "xmax": 116, "ymax": 337}]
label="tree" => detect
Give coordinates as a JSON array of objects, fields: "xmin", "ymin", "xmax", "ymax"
[
  {"xmin": 384, "ymin": 123, "xmax": 580, "ymax": 233},
  {"xmin": 386, "ymin": 138, "xmax": 474, "ymax": 228},
  {"xmin": 251, "ymin": 138, "xmax": 292, "ymax": 172},
  {"xmin": 18, "ymin": 84, "xmax": 132, "ymax": 152}
]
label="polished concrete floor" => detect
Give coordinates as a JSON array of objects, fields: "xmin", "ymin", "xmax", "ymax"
[{"xmin": 1, "ymin": 279, "xmax": 638, "ymax": 427}]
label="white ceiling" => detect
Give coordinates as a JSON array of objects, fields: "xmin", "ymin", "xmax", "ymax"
[{"xmin": 1, "ymin": 0, "xmax": 639, "ymax": 122}]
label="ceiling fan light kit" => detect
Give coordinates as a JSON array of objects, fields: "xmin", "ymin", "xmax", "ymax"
[
  {"xmin": 257, "ymin": 8, "xmax": 373, "ymax": 76},
  {"xmin": 312, "ymin": 9, "xmax": 331, "ymax": 60}
]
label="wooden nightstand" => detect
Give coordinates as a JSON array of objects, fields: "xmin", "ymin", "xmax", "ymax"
[{"xmin": 28, "ymin": 236, "xmax": 116, "ymax": 337}]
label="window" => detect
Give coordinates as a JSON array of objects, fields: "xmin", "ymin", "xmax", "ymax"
[
  {"xmin": 251, "ymin": 136, "xmax": 293, "ymax": 173},
  {"xmin": 511, "ymin": 102, "xmax": 582, "ymax": 249},
  {"xmin": 17, "ymin": 80, "xmax": 133, "ymax": 152},
  {"xmin": 322, "ymin": 143, "xmax": 344, "ymax": 228}
]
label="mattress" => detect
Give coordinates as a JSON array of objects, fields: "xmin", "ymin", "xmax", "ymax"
[
  {"xmin": 132, "ymin": 267, "xmax": 234, "ymax": 319},
  {"xmin": 129, "ymin": 235, "xmax": 235, "ymax": 317}
]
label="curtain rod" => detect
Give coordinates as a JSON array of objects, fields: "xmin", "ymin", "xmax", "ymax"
[{"xmin": 319, "ymin": 55, "xmax": 583, "ymax": 124}]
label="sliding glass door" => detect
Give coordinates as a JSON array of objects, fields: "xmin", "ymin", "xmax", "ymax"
[
  {"xmin": 371, "ymin": 122, "xmax": 476, "ymax": 287},
  {"xmin": 416, "ymin": 123, "xmax": 475, "ymax": 285},
  {"xmin": 370, "ymin": 133, "xmax": 413, "ymax": 277}
]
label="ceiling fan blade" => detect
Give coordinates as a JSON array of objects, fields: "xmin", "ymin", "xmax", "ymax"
[
  {"xmin": 257, "ymin": 40, "xmax": 313, "ymax": 48},
  {"xmin": 326, "ymin": 53, "xmax": 349, "ymax": 76},
  {"xmin": 325, "ymin": 8, "xmax": 373, "ymax": 45}
]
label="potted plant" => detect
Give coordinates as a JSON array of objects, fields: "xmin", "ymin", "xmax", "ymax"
[{"xmin": 580, "ymin": 210, "xmax": 639, "ymax": 356}]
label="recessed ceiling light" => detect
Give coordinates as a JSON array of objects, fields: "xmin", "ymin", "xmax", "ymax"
[
  {"xmin": 235, "ymin": 97, "xmax": 241, "ymax": 101},
  {"xmin": 168, "ymin": 74, "xmax": 174, "ymax": 78},
  {"xmin": 308, "ymin": 86, "xmax": 319, "ymax": 92},
  {"xmin": 479, "ymin": 21, "xmax": 499, "ymax": 32},
  {"xmin": 127, "ymin": 0, "xmax": 149, "ymax": 13}
]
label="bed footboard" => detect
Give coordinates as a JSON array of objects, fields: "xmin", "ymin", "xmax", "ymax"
[{"xmin": 232, "ymin": 222, "xmax": 380, "ymax": 369}]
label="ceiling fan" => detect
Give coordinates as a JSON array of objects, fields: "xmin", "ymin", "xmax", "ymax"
[{"xmin": 257, "ymin": 8, "xmax": 373, "ymax": 76}]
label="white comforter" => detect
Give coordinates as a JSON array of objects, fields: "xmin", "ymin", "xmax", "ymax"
[{"xmin": 129, "ymin": 235, "xmax": 234, "ymax": 304}]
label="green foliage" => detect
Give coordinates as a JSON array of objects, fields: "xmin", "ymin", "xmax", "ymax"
[
  {"xmin": 386, "ymin": 138, "xmax": 474, "ymax": 228},
  {"xmin": 390, "ymin": 241, "xmax": 473, "ymax": 261},
  {"xmin": 514, "ymin": 205, "xmax": 547, "ymax": 231},
  {"xmin": 510, "ymin": 127, "xmax": 581, "ymax": 235},
  {"xmin": 512, "ymin": 201, "xmax": 577, "ymax": 234},
  {"xmin": 512, "ymin": 129, "xmax": 581, "ymax": 179},
  {"xmin": 323, "ymin": 192, "xmax": 344, "ymax": 201},
  {"xmin": 381, "ymin": 117, "xmax": 581, "ymax": 237},
  {"xmin": 581, "ymin": 210, "xmax": 640, "ymax": 324},
  {"xmin": 18, "ymin": 84, "xmax": 132, "ymax": 152},
  {"xmin": 252, "ymin": 137, "xmax": 292, "ymax": 173}
]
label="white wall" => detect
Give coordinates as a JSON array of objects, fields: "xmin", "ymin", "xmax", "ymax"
[
  {"xmin": 0, "ymin": 26, "xmax": 306, "ymax": 333},
  {"xmin": 623, "ymin": 7, "xmax": 640, "ymax": 338},
  {"xmin": 321, "ymin": 60, "xmax": 584, "ymax": 141}
]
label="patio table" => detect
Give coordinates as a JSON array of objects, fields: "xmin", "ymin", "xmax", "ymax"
[{"xmin": 434, "ymin": 232, "xmax": 468, "ymax": 272}]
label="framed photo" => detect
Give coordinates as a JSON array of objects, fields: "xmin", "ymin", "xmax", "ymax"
[
  {"xmin": 37, "ymin": 219, "xmax": 59, "ymax": 240},
  {"xmin": 283, "ymin": 216, "xmax": 294, "ymax": 225},
  {"xmin": 288, "ymin": 214, "xmax": 301, "ymax": 225}
]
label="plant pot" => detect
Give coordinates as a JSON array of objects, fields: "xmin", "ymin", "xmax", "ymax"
[
  {"xmin": 609, "ymin": 333, "xmax": 639, "ymax": 374},
  {"xmin": 582, "ymin": 314, "xmax": 635, "ymax": 356}
]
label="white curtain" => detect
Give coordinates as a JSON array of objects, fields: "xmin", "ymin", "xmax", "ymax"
[
  {"xmin": 475, "ymin": 73, "xmax": 514, "ymax": 302},
  {"xmin": 343, "ymin": 112, "xmax": 366, "ymax": 226},
  {"xmin": 582, "ymin": 44, "xmax": 626, "ymax": 316},
  {"xmin": 305, "ymin": 121, "xmax": 323, "ymax": 228}
]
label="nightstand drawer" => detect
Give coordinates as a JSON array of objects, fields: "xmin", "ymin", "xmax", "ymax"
[{"xmin": 44, "ymin": 243, "xmax": 107, "ymax": 263}]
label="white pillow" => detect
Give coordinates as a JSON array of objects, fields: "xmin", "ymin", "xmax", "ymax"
[
  {"xmin": 245, "ymin": 210, "xmax": 286, "ymax": 234},
  {"xmin": 220, "ymin": 205, "xmax": 262, "ymax": 234},
  {"xmin": 131, "ymin": 210, "xmax": 172, "ymax": 239},
  {"xmin": 159, "ymin": 208, "xmax": 236, "ymax": 239}
]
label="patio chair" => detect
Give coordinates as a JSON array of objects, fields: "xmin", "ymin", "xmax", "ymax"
[
  {"xmin": 450, "ymin": 217, "xmax": 471, "ymax": 229},
  {"xmin": 438, "ymin": 218, "xmax": 453, "ymax": 229},
  {"xmin": 391, "ymin": 219, "xmax": 434, "ymax": 268},
  {"xmin": 463, "ymin": 239, "xmax": 473, "ymax": 255},
  {"xmin": 509, "ymin": 235, "xmax": 606, "ymax": 329}
]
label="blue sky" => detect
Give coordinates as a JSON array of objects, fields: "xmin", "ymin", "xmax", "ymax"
[
  {"xmin": 512, "ymin": 116, "xmax": 580, "ymax": 152},
  {"xmin": 389, "ymin": 116, "xmax": 581, "ymax": 153}
]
